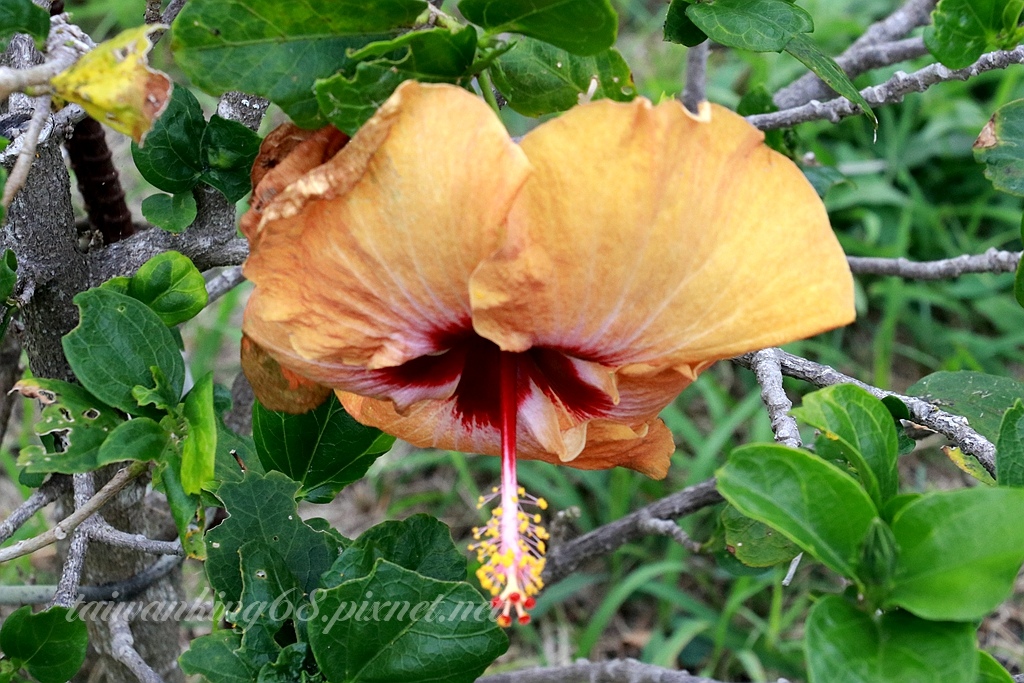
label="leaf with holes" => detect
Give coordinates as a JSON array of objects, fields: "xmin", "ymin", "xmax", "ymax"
[
  {"xmin": 12, "ymin": 378, "xmax": 124, "ymax": 474},
  {"xmin": 975, "ymin": 98, "xmax": 1024, "ymax": 197}
]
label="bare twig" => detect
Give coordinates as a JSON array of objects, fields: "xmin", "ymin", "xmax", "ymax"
[
  {"xmin": 638, "ymin": 515, "xmax": 702, "ymax": 553},
  {"xmin": 144, "ymin": 0, "xmax": 162, "ymax": 24},
  {"xmin": 745, "ymin": 348, "xmax": 802, "ymax": 449},
  {"xmin": 0, "ymin": 555, "xmax": 183, "ymax": 604},
  {"xmin": 848, "ymin": 249, "xmax": 1021, "ymax": 279},
  {"xmin": 543, "ymin": 479, "xmax": 722, "ymax": 584},
  {"xmin": 682, "ymin": 41, "xmax": 709, "ymax": 115},
  {"xmin": 161, "ymin": 0, "xmax": 187, "ymax": 25},
  {"xmin": 750, "ymin": 46, "xmax": 1024, "ymax": 130},
  {"xmin": 0, "ymin": 462, "xmax": 148, "ymax": 563},
  {"xmin": 2, "ymin": 95, "xmax": 52, "ymax": 209},
  {"xmin": 0, "ymin": 475, "xmax": 68, "ymax": 544},
  {"xmin": 733, "ymin": 351, "xmax": 997, "ymax": 476},
  {"xmin": 478, "ymin": 658, "xmax": 764, "ymax": 683},
  {"xmin": 205, "ymin": 266, "xmax": 246, "ymax": 305},
  {"xmin": 87, "ymin": 520, "xmax": 183, "ymax": 556},
  {"xmin": 775, "ymin": 0, "xmax": 936, "ymax": 108},
  {"xmin": 0, "ymin": 16, "xmax": 92, "ymax": 103},
  {"xmin": 109, "ymin": 613, "xmax": 165, "ymax": 683},
  {"xmin": 51, "ymin": 473, "xmax": 95, "ymax": 607}
]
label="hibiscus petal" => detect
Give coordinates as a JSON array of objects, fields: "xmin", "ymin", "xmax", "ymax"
[
  {"xmin": 470, "ymin": 99, "xmax": 854, "ymax": 373},
  {"xmin": 243, "ymin": 81, "xmax": 531, "ymax": 374}
]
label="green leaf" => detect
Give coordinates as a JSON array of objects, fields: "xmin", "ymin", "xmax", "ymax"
[
  {"xmin": 97, "ymin": 417, "xmax": 175, "ymax": 466},
  {"xmin": 977, "ymin": 651, "xmax": 1015, "ymax": 683},
  {"xmin": 975, "ymin": 99, "xmax": 1024, "ymax": 197},
  {"xmin": 156, "ymin": 450, "xmax": 205, "ymax": 559},
  {"xmin": 323, "ymin": 514, "xmax": 466, "ymax": 587},
  {"xmin": 716, "ymin": 444, "xmax": 878, "ymax": 579},
  {"xmin": 907, "ymin": 371, "xmax": 1024, "ymax": 441},
  {"xmin": 489, "ymin": 37, "xmax": 636, "ymax": 117},
  {"xmin": 925, "ymin": 0, "xmax": 1009, "ymax": 70},
  {"xmin": 182, "ymin": 373, "xmax": 217, "ymax": 494},
  {"xmin": 180, "ymin": 631, "xmax": 261, "ymax": 683},
  {"xmin": 664, "ymin": 0, "xmax": 708, "ymax": 47},
  {"xmin": 253, "ymin": 393, "xmax": 393, "ymax": 504},
  {"xmin": 0, "ymin": 249, "xmax": 16, "ymax": 300},
  {"xmin": 140, "ymin": 193, "xmax": 197, "ymax": 233},
  {"xmin": 0, "ymin": 0, "xmax": 50, "ymax": 48},
  {"xmin": 857, "ymin": 517, "xmax": 899, "ymax": 593},
  {"xmin": 307, "ymin": 559, "xmax": 507, "ymax": 683},
  {"xmin": 803, "ymin": 164, "xmax": 849, "ymax": 198},
  {"xmin": 200, "ymin": 115, "xmax": 262, "ymax": 202},
  {"xmin": 805, "ymin": 595, "xmax": 977, "ymax": 683},
  {"xmin": 686, "ymin": 0, "xmax": 812, "ymax": 52},
  {"xmin": 128, "ymin": 251, "xmax": 208, "ymax": 326},
  {"xmin": 131, "ymin": 366, "xmax": 180, "ymax": 413},
  {"xmin": 459, "ymin": 0, "xmax": 617, "ymax": 56},
  {"xmin": 206, "ymin": 471, "xmax": 337, "ymax": 604},
  {"xmin": 63, "ymin": 288, "xmax": 185, "ymax": 415},
  {"xmin": 170, "ymin": 0, "xmax": 427, "ymax": 128},
  {"xmin": 232, "ymin": 540, "xmax": 305, "ymax": 659},
  {"xmin": 888, "ymin": 487, "xmax": 1024, "ymax": 620},
  {"xmin": 784, "ymin": 34, "xmax": 876, "ymax": 125},
  {"xmin": 721, "ymin": 504, "xmax": 801, "ymax": 567},
  {"xmin": 14, "ymin": 378, "xmax": 125, "ymax": 474},
  {"xmin": 792, "ymin": 385, "xmax": 900, "ymax": 507},
  {"xmin": 0, "ymin": 606, "xmax": 88, "ymax": 683},
  {"xmin": 314, "ymin": 25, "xmax": 477, "ymax": 135},
  {"xmin": 257, "ymin": 643, "xmax": 308, "ymax": 683},
  {"xmin": 131, "ymin": 86, "xmax": 206, "ymax": 194},
  {"xmin": 997, "ymin": 400, "xmax": 1024, "ymax": 486}
]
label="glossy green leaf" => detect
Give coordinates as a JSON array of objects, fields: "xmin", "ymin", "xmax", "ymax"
[
  {"xmin": 925, "ymin": 0, "xmax": 1018, "ymax": 70},
  {"xmin": 664, "ymin": 0, "xmax": 708, "ymax": 47},
  {"xmin": 131, "ymin": 366, "xmax": 180, "ymax": 413},
  {"xmin": 0, "ymin": 0, "xmax": 50, "ymax": 48},
  {"xmin": 686, "ymin": 0, "xmax": 812, "ymax": 52},
  {"xmin": 200, "ymin": 115, "xmax": 262, "ymax": 202},
  {"xmin": 805, "ymin": 595, "xmax": 976, "ymax": 683},
  {"xmin": 784, "ymin": 34, "xmax": 876, "ymax": 125},
  {"xmin": 156, "ymin": 450, "xmax": 205, "ymax": 559},
  {"xmin": 128, "ymin": 251, "xmax": 208, "ymax": 326},
  {"xmin": 131, "ymin": 86, "xmax": 205, "ymax": 194},
  {"xmin": 314, "ymin": 25, "xmax": 477, "ymax": 135},
  {"xmin": 977, "ymin": 651, "xmax": 1015, "ymax": 683},
  {"xmin": 997, "ymin": 400, "xmax": 1024, "ymax": 486},
  {"xmin": 975, "ymin": 99, "xmax": 1024, "ymax": 197},
  {"xmin": 0, "ymin": 606, "xmax": 88, "ymax": 683},
  {"xmin": 171, "ymin": 0, "xmax": 427, "ymax": 127},
  {"xmin": 206, "ymin": 471, "xmax": 337, "ymax": 604},
  {"xmin": 253, "ymin": 393, "xmax": 393, "ymax": 504},
  {"xmin": 908, "ymin": 371, "xmax": 1024, "ymax": 441},
  {"xmin": 721, "ymin": 504, "xmax": 801, "ymax": 567},
  {"xmin": 63, "ymin": 288, "xmax": 184, "ymax": 415},
  {"xmin": 140, "ymin": 192, "xmax": 197, "ymax": 233},
  {"xmin": 97, "ymin": 417, "xmax": 175, "ymax": 466},
  {"xmin": 14, "ymin": 378, "xmax": 124, "ymax": 474},
  {"xmin": 0, "ymin": 249, "xmax": 16, "ymax": 300},
  {"xmin": 323, "ymin": 514, "xmax": 466, "ymax": 587},
  {"xmin": 489, "ymin": 38, "xmax": 635, "ymax": 117},
  {"xmin": 182, "ymin": 373, "xmax": 217, "ymax": 494},
  {"xmin": 459, "ymin": 0, "xmax": 617, "ymax": 55},
  {"xmin": 180, "ymin": 631, "xmax": 261, "ymax": 683},
  {"xmin": 888, "ymin": 487, "xmax": 1024, "ymax": 620},
  {"xmin": 717, "ymin": 444, "xmax": 877, "ymax": 579},
  {"xmin": 792, "ymin": 385, "xmax": 899, "ymax": 507},
  {"xmin": 307, "ymin": 559, "xmax": 507, "ymax": 683}
]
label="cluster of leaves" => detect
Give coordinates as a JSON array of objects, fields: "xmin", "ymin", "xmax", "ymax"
[
  {"xmin": 716, "ymin": 383, "xmax": 1024, "ymax": 682},
  {"xmin": 168, "ymin": 0, "xmax": 635, "ymax": 135}
]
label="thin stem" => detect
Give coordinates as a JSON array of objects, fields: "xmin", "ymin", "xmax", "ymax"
[{"xmin": 479, "ymin": 69, "xmax": 502, "ymax": 115}]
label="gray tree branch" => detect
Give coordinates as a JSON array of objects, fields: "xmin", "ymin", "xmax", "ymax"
[
  {"xmin": 750, "ymin": 45, "xmax": 1024, "ymax": 130},
  {"xmin": 734, "ymin": 350, "xmax": 997, "ymax": 476},
  {"xmin": 745, "ymin": 348, "xmax": 802, "ymax": 449},
  {"xmin": 682, "ymin": 41, "xmax": 709, "ymax": 114},
  {"xmin": 848, "ymin": 249, "xmax": 1021, "ymax": 279},
  {"xmin": 478, "ymin": 658, "xmax": 779, "ymax": 683},
  {"xmin": 51, "ymin": 473, "xmax": 95, "ymax": 607},
  {"xmin": 774, "ymin": 0, "xmax": 935, "ymax": 108},
  {"xmin": 109, "ymin": 612, "xmax": 165, "ymax": 683},
  {"xmin": 0, "ymin": 474, "xmax": 67, "ymax": 544}
]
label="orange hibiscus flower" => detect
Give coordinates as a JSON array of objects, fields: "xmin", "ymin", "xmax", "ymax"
[{"xmin": 240, "ymin": 81, "xmax": 854, "ymax": 625}]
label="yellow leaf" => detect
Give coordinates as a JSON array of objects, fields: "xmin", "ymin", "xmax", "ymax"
[
  {"xmin": 51, "ymin": 25, "xmax": 172, "ymax": 143},
  {"xmin": 942, "ymin": 446, "xmax": 996, "ymax": 485}
]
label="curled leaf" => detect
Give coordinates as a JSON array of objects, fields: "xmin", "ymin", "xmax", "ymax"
[{"xmin": 51, "ymin": 25, "xmax": 172, "ymax": 143}]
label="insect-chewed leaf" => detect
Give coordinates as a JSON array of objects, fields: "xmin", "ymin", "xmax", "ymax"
[{"xmin": 51, "ymin": 25, "xmax": 172, "ymax": 143}]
